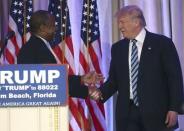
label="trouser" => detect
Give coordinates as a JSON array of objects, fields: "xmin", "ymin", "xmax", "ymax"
[{"xmin": 126, "ymin": 100, "xmax": 174, "ymax": 131}]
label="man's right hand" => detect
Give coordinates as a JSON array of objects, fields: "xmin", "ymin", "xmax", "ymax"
[
  {"xmin": 81, "ymin": 71, "xmax": 104, "ymax": 85},
  {"xmin": 88, "ymin": 87, "xmax": 103, "ymax": 101}
]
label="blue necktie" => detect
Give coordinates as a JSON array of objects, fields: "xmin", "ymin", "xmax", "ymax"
[{"xmin": 131, "ymin": 39, "xmax": 139, "ymax": 106}]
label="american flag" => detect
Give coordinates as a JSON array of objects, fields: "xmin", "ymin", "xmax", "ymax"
[
  {"xmin": 48, "ymin": 0, "xmax": 75, "ymax": 74},
  {"xmin": 48, "ymin": 0, "xmax": 90, "ymax": 130},
  {"xmin": 79, "ymin": 0, "xmax": 106, "ymax": 130},
  {"xmin": 0, "ymin": 0, "xmax": 33, "ymax": 64}
]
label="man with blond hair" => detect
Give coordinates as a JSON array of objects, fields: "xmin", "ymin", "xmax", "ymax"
[{"xmin": 90, "ymin": 5, "xmax": 183, "ymax": 131}]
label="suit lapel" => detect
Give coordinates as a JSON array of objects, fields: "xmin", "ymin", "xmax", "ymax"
[
  {"xmin": 138, "ymin": 31, "xmax": 152, "ymax": 81},
  {"xmin": 119, "ymin": 39, "xmax": 129, "ymax": 70},
  {"xmin": 118, "ymin": 39, "xmax": 130, "ymax": 85},
  {"xmin": 35, "ymin": 35, "xmax": 57, "ymax": 63},
  {"xmin": 124, "ymin": 39, "xmax": 130, "ymax": 74},
  {"xmin": 139, "ymin": 31, "xmax": 152, "ymax": 66}
]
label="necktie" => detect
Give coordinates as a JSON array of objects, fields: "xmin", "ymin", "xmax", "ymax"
[{"xmin": 131, "ymin": 39, "xmax": 139, "ymax": 106}]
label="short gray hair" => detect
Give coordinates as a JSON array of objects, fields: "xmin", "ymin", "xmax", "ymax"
[{"xmin": 115, "ymin": 5, "xmax": 146, "ymax": 27}]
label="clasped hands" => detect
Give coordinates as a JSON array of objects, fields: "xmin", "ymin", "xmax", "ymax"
[{"xmin": 81, "ymin": 71, "xmax": 103, "ymax": 101}]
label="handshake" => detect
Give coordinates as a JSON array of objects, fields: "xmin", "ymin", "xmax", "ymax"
[{"xmin": 81, "ymin": 71, "xmax": 104, "ymax": 101}]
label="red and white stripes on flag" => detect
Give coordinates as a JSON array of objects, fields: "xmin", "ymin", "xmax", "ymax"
[
  {"xmin": 48, "ymin": 0, "xmax": 75, "ymax": 74},
  {"xmin": 48, "ymin": 0, "xmax": 90, "ymax": 130},
  {"xmin": 2, "ymin": 0, "xmax": 107, "ymax": 130},
  {"xmin": 79, "ymin": 0, "xmax": 106, "ymax": 130},
  {"xmin": 0, "ymin": 0, "xmax": 33, "ymax": 64}
]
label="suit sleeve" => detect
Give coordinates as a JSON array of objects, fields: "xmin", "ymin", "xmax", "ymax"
[
  {"xmin": 68, "ymin": 75, "xmax": 88, "ymax": 98},
  {"xmin": 99, "ymin": 45, "xmax": 118, "ymax": 103},
  {"xmin": 162, "ymin": 38, "xmax": 184, "ymax": 113}
]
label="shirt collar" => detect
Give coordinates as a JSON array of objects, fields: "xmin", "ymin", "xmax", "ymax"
[
  {"xmin": 134, "ymin": 28, "xmax": 146, "ymax": 44},
  {"xmin": 36, "ymin": 35, "xmax": 50, "ymax": 47}
]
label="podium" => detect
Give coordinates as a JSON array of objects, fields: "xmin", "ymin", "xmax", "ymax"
[{"xmin": 0, "ymin": 65, "xmax": 68, "ymax": 131}]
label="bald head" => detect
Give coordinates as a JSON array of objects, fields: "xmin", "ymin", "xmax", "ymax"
[{"xmin": 115, "ymin": 5, "xmax": 146, "ymax": 27}]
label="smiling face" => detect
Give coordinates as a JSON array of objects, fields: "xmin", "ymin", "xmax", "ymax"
[
  {"xmin": 118, "ymin": 14, "xmax": 141, "ymax": 39},
  {"xmin": 118, "ymin": 15, "xmax": 135, "ymax": 39},
  {"xmin": 116, "ymin": 5, "xmax": 146, "ymax": 40}
]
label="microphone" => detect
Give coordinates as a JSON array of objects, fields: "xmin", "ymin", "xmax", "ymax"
[{"xmin": 0, "ymin": 31, "xmax": 15, "ymax": 57}]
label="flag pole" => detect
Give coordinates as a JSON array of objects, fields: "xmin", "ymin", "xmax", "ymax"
[
  {"xmin": 86, "ymin": 0, "xmax": 90, "ymax": 73},
  {"xmin": 85, "ymin": 0, "xmax": 91, "ymax": 130},
  {"xmin": 53, "ymin": 2, "xmax": 62, "ymax": 130},
  {"xmin": 23, "ymin": 0, "xmax": 27, "ymax": 44},
  {"xmin": 61, "ymin": 0, "xmax": 65, "ymax": 64}
]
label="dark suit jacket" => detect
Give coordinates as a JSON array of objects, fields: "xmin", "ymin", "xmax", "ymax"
[
  {"xmin": 17, "ymin": 35, "xmax": 88, "ymax": 98},
  {"xmin": 100, "ymin": 31, "xmax": 184, "ymax": 131}
]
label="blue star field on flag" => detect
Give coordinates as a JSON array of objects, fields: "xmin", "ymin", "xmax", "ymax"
[
  {"xmin": 48, "ymin": 0, "xmax": 71, "ymax": 46},
  {"xmin": 10, "ymin": 0, "xmax": 33, "ymax": 35},
  {"xmin": 81, "ymin": 0, "xmax": 100, "ymax": 45}
]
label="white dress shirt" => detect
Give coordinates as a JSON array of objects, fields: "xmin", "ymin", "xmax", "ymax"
[{"xmin": 129, "ymin": 28, "xmax": 146, "ymax": 99}]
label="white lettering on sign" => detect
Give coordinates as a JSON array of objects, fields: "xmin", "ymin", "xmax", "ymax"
[
  {"xmin": 8, "ymin": 93, "xmax": 31, "ymax": 99},
  {"xmin": 15, "ymin": 70, "xmax": 28, "ymax": 84},
  {"xmin": 48, "ymin": 70, "xmax": 60, "ymax": 83},
  {"xmin": 33, "ymin": 92, "xmax": 56, "ymax": 98},
  {"xmin": 0, "ymin": 70, "xmax": 60, "ymax": 84},
  {"xmin": 0, "ymin": 71, "xmax": 13, "ymax": 84},
  {"xmin": 4, "ymin": 85, "xmax": 30, "ymax": 91},
  {"xmin": 30, "ymin": 70, "xmax": 46, "ymax": 84}
]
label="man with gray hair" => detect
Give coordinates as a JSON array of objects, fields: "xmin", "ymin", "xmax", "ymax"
[{"xmin": 90, "ymin": 5, "xmax": 183, "ymax": 131}]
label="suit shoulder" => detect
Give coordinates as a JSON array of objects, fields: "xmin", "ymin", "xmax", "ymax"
[
  {"xmin": 147, "ymin": 32, "xmax": 177, "ymax": 54},
  {"xmin": 23, "ymin": 36, "xmax": 44, "ymax": 49},
  {"xmin": 18, "ymin": 36, "xmax": 42, "ymax": 54},
  {"xmin": 112, "ymin": 39, "xmax": 127, "ymax": 49},
  {"xmin": 148, "ymin": 32, "xmax": 173, "ymax": 43}
]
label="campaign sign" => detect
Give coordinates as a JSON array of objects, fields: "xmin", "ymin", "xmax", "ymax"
[{"xmin": 0, "ymin": 64, "xmax": 68, "ymax": 107}]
